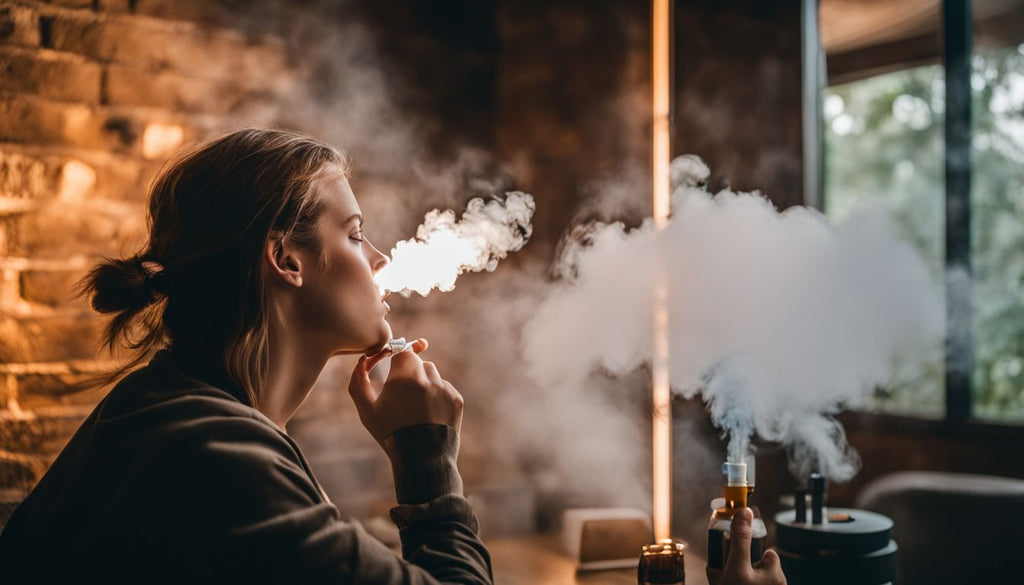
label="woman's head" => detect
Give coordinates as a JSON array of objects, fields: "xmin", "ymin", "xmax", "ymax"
[{"xmin": 83, "ymin": 128, "xmax": 390, "ymax": 406}]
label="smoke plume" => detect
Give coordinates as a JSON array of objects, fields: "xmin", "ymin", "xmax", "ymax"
[
  {"xmin": 376, "ymin": 192, "xmax": 536, "ymax": 296},
  {"xmin": 523, "ymin": 155, "xmax": 943, "ymax": 481}
]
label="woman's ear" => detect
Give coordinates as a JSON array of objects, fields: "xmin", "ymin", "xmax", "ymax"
[{"xmin": 264, "ymin": 236, "xmax": 303, "ymax": 288}]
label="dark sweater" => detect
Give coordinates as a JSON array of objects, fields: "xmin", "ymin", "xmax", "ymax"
[{"xmin": 0, "ymin": 351, "xmax": 492, "ymax": 584}]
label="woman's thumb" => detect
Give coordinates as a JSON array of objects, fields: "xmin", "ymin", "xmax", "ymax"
[
  {"xmin": 756, "ymin": 548, "xmax": 781, "ymax": 571},
  {"xmin": 724, "ymin": 508, "xmax": 754, "ymax": 574}
]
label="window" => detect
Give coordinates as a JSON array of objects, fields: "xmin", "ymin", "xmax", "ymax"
[
  {"xmin": 820, "ymin": 1, "xmax": 1024, "ymax": 423},
  {"xmin": 823, "ymin": 65, "xmax": 946, "ymax": 418},
  {"xmin": 970, "ymin": 42, "xmax": 1024, "ymax": 421}
]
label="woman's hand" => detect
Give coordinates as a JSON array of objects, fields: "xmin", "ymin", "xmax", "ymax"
[
  {"xmin": 347, "ymin": 338, "xmax": 464, "ymax": 444},
  {"xmin": 707, "ymin": 508, "xmax": 787, "ymax": 585}
]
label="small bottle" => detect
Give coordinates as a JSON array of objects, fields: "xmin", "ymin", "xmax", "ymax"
[
  {"xmin": 707, "ymin": 461, "xmax": 767, "ymax": 570},
  {"xmin": 638, "ymin": 539, "xmax": 685, "ymax": 585}
]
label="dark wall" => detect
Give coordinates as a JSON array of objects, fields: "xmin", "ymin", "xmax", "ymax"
[
  {"xmin": 673, "ymin": 0, "xmax": 805, "ymax": 209},
  {"xmin": 357, "ymin": 0, "xmax": 498, "ymax": 156},
  {"xmin": 496, "ymin": 0, "xmax": 653, "ymax": 255}
]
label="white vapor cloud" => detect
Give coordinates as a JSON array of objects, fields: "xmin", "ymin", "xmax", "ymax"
[
  {"xmin": 376, "ymin": 192, "xmax": 536, "ymax": 297},
  {"xmin": 522, "ymin": 155, "xmax": 943, "ymax": 481}
]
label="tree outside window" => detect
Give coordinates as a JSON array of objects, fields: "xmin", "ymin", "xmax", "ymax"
[{"xmin": 823, "ymin": 43, "xmax": 1024, "ymax": 422}]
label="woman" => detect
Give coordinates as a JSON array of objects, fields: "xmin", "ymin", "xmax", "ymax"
[
  {"xmin": 0, "ymin": 128, "xmax": 781, "ymax": 585},
  {"xmin": 0, "ymin": 128, "xmax": 486, "ymax": 584}
]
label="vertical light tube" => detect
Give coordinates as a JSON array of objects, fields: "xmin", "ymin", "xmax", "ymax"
[{"xmin": 651, "ymin": 0, "xmax": 673, "ymax": 542}]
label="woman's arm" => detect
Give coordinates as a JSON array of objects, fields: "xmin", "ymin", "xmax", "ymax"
[
  {"xmin": 345, "ymin": 339, "xmax": 491, "ymax": 584},
  {"xmin": 162, "ymin": 414, "xmax": 491, "ymax": 584},
  {"xmin": 385, "ymin": 424, "xmax": 492, "ymax": 583}
]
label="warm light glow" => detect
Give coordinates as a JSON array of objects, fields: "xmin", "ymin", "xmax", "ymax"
[
  {"xmin": 651, "ymin": 0, "xmax": 672, "ymax": 542},
  {"xmin": 142, "ymin": 123, "xmax": 185, "ymax": 160},
  {"xmin": 652, "ymin": 276, "xmax": 672, "ymax": 540},
  {"xmin": 58, "ymin": 160, "xmax": 96, "ymax": 202}
]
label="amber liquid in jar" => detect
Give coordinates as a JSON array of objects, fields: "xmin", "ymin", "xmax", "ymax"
[
  {"xmin": 722, "ymin": 484, "xmax": 754, "ymax": 509},
  {"xmin": 638, "ymin": 539, "xmax": 685, "ymax": 585}
]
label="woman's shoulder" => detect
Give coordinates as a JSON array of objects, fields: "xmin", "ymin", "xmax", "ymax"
[
  {"xmin": 94, "ymin": 362, "xmax": 322, "ymax": 501},
  {"xmin": 94, "ymin": 351, "xmax": 298, "ymax": 461}
]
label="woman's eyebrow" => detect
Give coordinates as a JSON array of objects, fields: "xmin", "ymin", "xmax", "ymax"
[{"xmin": 341, "ymin": 213, "xmax": 363, "ymax": 227}]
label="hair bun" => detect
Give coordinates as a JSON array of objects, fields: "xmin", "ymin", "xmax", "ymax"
[{"xmin": 87, "ymin": 256, "xmax": 164, "ymax": 314}]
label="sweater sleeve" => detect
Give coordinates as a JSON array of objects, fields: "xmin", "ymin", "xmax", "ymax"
[
  {"xmin": 384, "ymin": 425, "xmax": 493, "ymax": 584},
  {"xmin": 162, "ymin": 417, "xmax": 492, "ymax": 585}
]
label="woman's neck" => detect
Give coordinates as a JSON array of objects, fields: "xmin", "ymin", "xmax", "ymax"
[{"xmin": 262, "ymin": 325, "xmax": 330, "ymax": 430}]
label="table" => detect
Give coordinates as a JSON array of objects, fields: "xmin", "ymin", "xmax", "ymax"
[{"xmin": 489, "ymin": 534, "xmax": 708, "ymax": 585}]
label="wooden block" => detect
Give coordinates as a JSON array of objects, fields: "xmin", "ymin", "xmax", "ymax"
[{"xmin": 562, "ymin": 508, "xmax": 652, "ymax": 571}]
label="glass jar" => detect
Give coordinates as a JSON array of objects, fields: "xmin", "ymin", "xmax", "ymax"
[{"xmin": 638, "ymin": 538, "xmax": 686, "ymax": 585}]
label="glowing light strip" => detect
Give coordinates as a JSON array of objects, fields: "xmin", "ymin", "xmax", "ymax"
[{"xmin": 651, "ymin": 0, "xmax": 672, "ymax": 542}]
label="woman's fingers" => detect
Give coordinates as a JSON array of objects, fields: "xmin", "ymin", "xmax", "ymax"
[
  {"xmin": 347, "ymin": 355, "xmax": 377, "ymax": 416},
  {"xmin": 755, "ymin": 549, "xmax": 781, "ymax": 572},
  {"xmin": 409, "ymin": 337, "xmax": 428, "ymax": 353},
  {"xmin": 351, "ymin": 336, "xmax": 466, "ymax": 443},
  {"xmin": 423, "ymin": 361, "xmax": 444, "ymax": 386},
  {"xmin": 362, "ymin": 346, "xmax": 393, "ymax": 372},
  {"xmin": 714, "ymin": 509, "xmax": 787, "ymax": 585},
  {"xmin": 443, "ymin": 380, "xmax": 464, "ymax": 434},
  {"xmin": 724, "ymin": 508, "xmax": 754, "ymax": 576}
]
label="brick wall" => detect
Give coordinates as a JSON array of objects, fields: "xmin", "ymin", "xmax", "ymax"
[{"xmin": 0, "ymin": 0, "xmax": 298, "ymax": 525}]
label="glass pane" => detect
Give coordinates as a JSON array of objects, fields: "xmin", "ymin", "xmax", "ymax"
[
  {"xmin": 971, "ymin": 16, "xmax": 1024, "ymax": 422},
  {"xmin": 823, "ymin": 66, "xmax": 945, "ymax": 418}
]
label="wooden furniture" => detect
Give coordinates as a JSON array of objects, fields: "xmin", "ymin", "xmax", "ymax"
[{"xmin": 489, "ymin": 533, "xmax": 708, "ymax": 585}]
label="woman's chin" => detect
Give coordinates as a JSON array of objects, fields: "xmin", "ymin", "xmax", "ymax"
[
  {"xmin": 364, "ymin": 328, "xmax": 394, "ymax": 355},
  {"xmin": 328, "ymin": 322, "xmax": 392, "ymax": 357},
  {"xmin": 366, "ymin": 337, "xmax": 389, "ymax": 355},
  {"xmin": 328, "ymin": 333, "xmax": 391, "ymax": 357}
]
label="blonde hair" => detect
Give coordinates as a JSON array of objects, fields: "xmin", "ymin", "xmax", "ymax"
[{"xmin": 80, "ymin": 128, "xmax": 349, "ymax": 407}]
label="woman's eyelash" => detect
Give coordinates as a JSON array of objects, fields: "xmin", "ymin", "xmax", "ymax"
[{"xmin": 351, "ymin": 232, "xmax": 365, "ymax": 242}]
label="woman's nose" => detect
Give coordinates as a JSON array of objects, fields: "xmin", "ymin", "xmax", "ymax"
[{"xmin": 366, "ymin": 239, "xmax": 388, "ymax": 273}]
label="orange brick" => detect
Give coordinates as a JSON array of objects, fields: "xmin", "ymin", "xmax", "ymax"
[
  {"xmin": 0, "ymin": 372, "xmax": 14, "ymax": 410},
  {"xmin": 0, "ymin": 95, "xmax": 101, "ymax": 149},
  {"xmin": 0, "ymin": 409, "xmax": 87, "ymax": 455},
  {"xmin": 0, "ymin": 95, "xmax": 199, "ymax": 157},
  {"xmin": 0, "ymin": 4, "xmax": 41, "ymax": 48},
  {"xmin": 0, "ymin": 46, "xmax": 102, "ymax": 103},
  {"xmin": 0, "ymin": 149, "xmax": 64, "ymax": 204},
  {"xmin": 15, "ymin": 372, "xmax": 109, "ymax": 411},
  {"xmin": 105, "ymin": 64, "xmax": 247, "ymax": 114},
  {"xmin": 0, "ymin": 147, "xmax": 155, "ymax": 209},
  {"xmin": 0, "ymin": 455, "xmax": 37, "ymax": 492},
  {"xmin": 10, "ymin": 194, "xmax": 147, "ymax": 258},
  {"xmin": 130, "ymin": 0, "xmax": 232, "ymax": 24},
  {"xmin": 37, "ymin": 0, "xmax": 94, "ymax": 10},
  {"xmin": 20, "ymin": 269, "xmax": 88, "ymax": 307},
  {"xmin": 95, "ymin": 0, "xmax": 131, "ymax": 12},
  {"xmin": 88, "ymin": 154, "xmax": 153, "ymax": 202},
  {"xmin": 0, "ymin": 315, "xmax": 102, "ymax": 362},
  {"xmin": 49, "ymin": 11, "xmax": 249, "ymax": 80}
]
